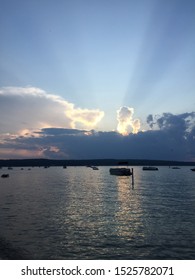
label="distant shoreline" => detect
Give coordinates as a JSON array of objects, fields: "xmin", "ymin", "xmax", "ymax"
[{"xmin": 0, "ymin": 158, "xmax": 195, "ymax": 167}]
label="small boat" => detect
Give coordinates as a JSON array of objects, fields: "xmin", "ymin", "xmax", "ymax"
[
  {"xmin": 92, "ymin": 166, "xmax": 99, "ymax": 170},
  {"xmin": 142, "ymin": 166, "xmax": 158, "ymax": 171},
  {"xmin": 172, "ymin": 167, "xmax": 180, "ymax": 169},
  {"xmin": 63, "ymin": 166, "xmax": 67, "ymax": 169},
  {"xmin": 110, "ymin": 168, "xmax": 132, "ymax": 176},
  {"xmin": 1, "ymin": 174, "xmax": 9, "ymax": 178},
  {"xmin": 191, "ymin": 168, "xmax": 195, "ymax": 171}
]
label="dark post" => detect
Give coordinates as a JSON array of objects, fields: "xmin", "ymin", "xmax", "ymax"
[{"xmin": 131, "ymin": 168, "xmax": 134, "ymax": 185}]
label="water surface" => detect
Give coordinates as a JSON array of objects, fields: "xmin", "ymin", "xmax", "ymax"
[{"xmin": 0, "ymin": 166, "xmax": 195, "ymax": 259}]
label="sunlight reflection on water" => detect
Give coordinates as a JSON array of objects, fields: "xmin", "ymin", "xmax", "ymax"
[{"xmin": 0, "ymin": 166, "xmax": 195, "ymax": 259}]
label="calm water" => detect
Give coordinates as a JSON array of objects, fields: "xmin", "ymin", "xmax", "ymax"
[{"xmin": 0, "ymin": 166, "xmax": 195, "ymax": 260}]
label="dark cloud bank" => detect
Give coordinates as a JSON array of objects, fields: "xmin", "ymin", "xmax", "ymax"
[{"xmin": 1, "ymin": 112, "xmax": 195, "ymax": 161}]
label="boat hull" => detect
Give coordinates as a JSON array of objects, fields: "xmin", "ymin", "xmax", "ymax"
[
  {"xmin": 1, "ymin": 174, "xmax": 9, "ymax": 178},
  {"xmin": 109, "ymin": 168, "xmax": 132, "ymax": 176},
  {"xmin": 142, "ymin": 167, "xmax": 158, "ymax": 171}
]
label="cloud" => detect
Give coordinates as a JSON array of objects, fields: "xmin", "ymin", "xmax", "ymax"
[
  {"xmin": 132, "ymin": 119, "xmax": 141, "ymax": 134},
  {"xmin": 117, "ymin": 106, "xmax": 141, "ymax": 135},
  {"xmin": 37, "ymin": 128, "xmax": 87, "ymax": 136},
  {"xmin": 0, "ymin": 89, "xmax": 195, "ymax": 161},
  {"xmin": 147, "ymin": 112, "xmax": 195, "ymax": 134},
  {"xmin": 146, "ymin": 114, "xmax": 155, "ymax": 129},
  {"xmin": 145, "ymin": 112, "xmax": 195, "ymax": 160},
  {"xmin": 66, "ymin": 108, "xmax": 104, "ymax": 129},
  {"xmin": 0, "ymin": 86, "xmax": 104, "ymax": 137},
  {"xmin": 1, "ymin": 110, "xmax": 194, "ymax": 161}
]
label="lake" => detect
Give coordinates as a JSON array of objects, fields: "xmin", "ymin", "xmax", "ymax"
[{"xmin": 0, "ymin": 166, "xmax": 195, "ymax": 259}]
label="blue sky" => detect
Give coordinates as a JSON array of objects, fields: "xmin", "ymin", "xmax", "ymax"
[{"xmin": 0, "ymin": 0, "xmax": 195, "ymax": 160}]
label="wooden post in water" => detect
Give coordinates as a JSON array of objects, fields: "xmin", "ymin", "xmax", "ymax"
[{"xmin": 131, "ymin": 168, "xmax": 134, "ymax": 186}]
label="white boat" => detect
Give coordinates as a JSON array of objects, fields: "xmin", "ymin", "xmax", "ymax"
[
  {"xmin": 109, "ymin": 168, "xmax": 132, "ymax": 176},
  {"xmin": 142, "ymin": 166, "xmax": 158, "ymax": 171}
]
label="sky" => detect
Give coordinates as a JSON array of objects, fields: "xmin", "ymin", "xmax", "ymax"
[{"xmin": 0, "ymin": 0, "xmax": 195, "ymax": 160}]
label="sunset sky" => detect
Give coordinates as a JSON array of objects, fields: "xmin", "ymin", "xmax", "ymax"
[{"xmin": 0, "ymin": 0, "xmax": 195, "ymax": 160}]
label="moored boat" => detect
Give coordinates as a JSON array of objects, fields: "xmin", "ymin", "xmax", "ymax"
[
  {"xmin": 110, "ymin": 168, "xmax": 132, "ymax": 176},
  {"xmin": 172, "ymin": 167, "xmax": 180, "ymax": 169},
  {"xmin": 142, "ymin": 166, "xmax": 158, "ymax": 171},
  {"xmin": 1, "ymin": 174, "xmax": 9, "ymax": 178},
  {"xmin": 91, "ymin": 166, "xmax": 99, "ymax": 170}
]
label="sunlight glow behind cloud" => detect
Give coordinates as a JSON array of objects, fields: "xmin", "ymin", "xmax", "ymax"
[
  {"xmin": 117, "ymin": 106, "xmax": 141, "ymax": 135},
  {"xmin": 0, "ymin": 86, "xmax": 104, "ymax": 136}
]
